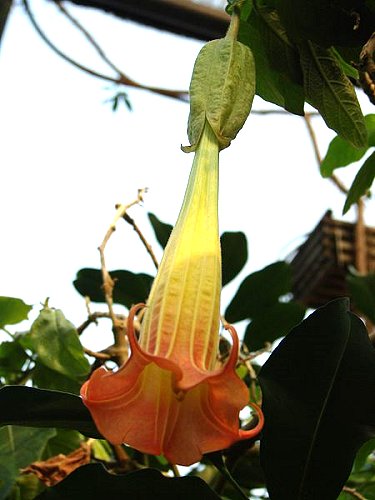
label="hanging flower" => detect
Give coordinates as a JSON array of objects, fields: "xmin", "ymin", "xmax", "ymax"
[{"xmin": 81, "ymin": 122, "xmax": 263, "ymax": 465}]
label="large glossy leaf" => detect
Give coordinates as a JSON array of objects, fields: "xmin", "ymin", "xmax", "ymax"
[
  {"xmin": 221, "ymin": 231, "xmax": 248, "ymax": 286},
  {"xmin": 0, "ymin": 386, "xmax": 101, "ymax": 438},
  {"xmin": 148, "ymin": 212, "xmax": 173, "ymax": 249},
  {"xmin": 239, "ymin": 2, "xmax": 304, "ymax": 115},
  {"xmin": 225, "ymin": 261, "xmax": 292, "ymax": 322},
  {"xmin": 347, "ymin": 272, "xmax": 375, "ymax": 324},
  {"xmin": 30, "ymin": 307, "xmax": 89, "ymax": 381},
  {"xmin": 321, "ymin": 114, "xmax": 375, "ymax": 178},
  {"xmin": 298, "ymin": 41, "xmax": 367, "ymax": 149},
  {"xmin": 0, "ymin": 296, "xmax": 32, "ymax": 328},
  {"xmin": 259, "ymin": 299, "xmax": 375, "ymax": 500},
  {"xmin": 36, "ymin": 463, "xmax": 221, "ymax": 499},
  {"xmin": 343, "ymin": 151, "xmax": 375, "ymax": 214},
  {"xmin": 244, "ymin": 301, "xmax": 305, "ymax": 351},
  {"xmin": 0, "ymin": 426, "xmax": 56, "ymax": 498},
  {"xmin": 74, "ymin": 268, "xmax": 153, "ymax": 308}
]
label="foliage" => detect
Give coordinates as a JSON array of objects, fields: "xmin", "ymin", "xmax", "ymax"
[{"xmin": 2, "ymin": 0, "xmax": 375, "ymax": 499}]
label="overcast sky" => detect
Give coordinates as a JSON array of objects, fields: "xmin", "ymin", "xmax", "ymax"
[{"xmin": 1, "ymin": 1, "xmax": 374, "ymax": 350}]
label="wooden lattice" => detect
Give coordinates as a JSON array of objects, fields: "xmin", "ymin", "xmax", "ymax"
[{"xmin": 290, "ymin": 211, "xmax": 375, "ymax": 309}]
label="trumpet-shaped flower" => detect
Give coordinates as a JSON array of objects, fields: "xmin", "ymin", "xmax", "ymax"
[{"xmin": 81, "ymin": 122, "xmax": 263, "ymax": 465}]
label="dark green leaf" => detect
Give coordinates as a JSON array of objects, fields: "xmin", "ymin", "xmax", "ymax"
[
  {"xmin": 332, "ymin": 48, "xmax": 359, "ymax": 81},
  {"xmin": 353, "ymin": 438, "xmax": 375, "ymax": 472},
  {"xmin": 0, "ymin": 386, "xmax": 101, "ymax": 438},
  {"xmin": 11, "ymin": 473, "xmax": 45, "ymax": 500},
  {"xmin": 36, "ymin": 463, "xmax": 221, "ymax": 499},
  {"xmin": 0, "ymin": 0, "xmax": 12, "ymax": 47},
  {"xmin": 0, "ymin": 341, "xmax": 28, "ymax": 377},
  {"xmin": 343, "ymin": 151, "xmax": 375, "ymax": 214},
  {"xmin": 31, "ymin": 307, "xmax": 89, "ymax": 381},
  {"xmin": 0, "ymin": 426, "xmax": 55, "ymax": 499},
  {"xmin": 244, "ymin": 301, "xmax": 305, "ymax": 350},
  {"xmin": 298, "ymin": 41, "xmax": 367, "ymax": 148},
  {"xmin": 33, "ymin": 362, "xmax": 82, "ymax": 394},
  {"xmin": 43, "ymin": 429, "xmax": 83, "ymax": 458},
  {"xmin": 275, "ymin": 0, "xmax": 375, "ymax": 47},
  {"xmin": 259, "ymin": 299, "xmax": 375, "ymax": 500},
  {"xmin": 239, "ymin": 3, "xmax": 304, "ymax": 115},
  {"xmin": 347, "ymin": 271, "xmax": 375, "ymax": 324},
  {"xmin": 221, "ymin": 232, "xmax": 248, "ymax": 286},
  {"xmin": 148, "ymin": 213, "xmax": 173, "ymax": 249},
  {"xmin": 0, "ymin": 296, "xmax": 32, "ymax": 328},
  {"xmin": 74, "ymin": 268, "xmax": 153, "ymax": 308},
  {"xmin": 321, "ymin": 114, "xmax": 375, "ymax": 178},
  {"xmin": 225, "ymin": 261, "xmax": 292, "ymax": 322}
]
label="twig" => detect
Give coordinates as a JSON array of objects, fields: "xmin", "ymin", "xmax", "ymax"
[
  {"xmin": 83, "ymin": 347, "xmax": 111, "ymax": 360},
  {"xmin": 342, "ymin": 486, "xmax": 367, "ymax": 500},
  {"xmin": 77, "ymin": 311, "xmax": 112, "ymax": 335},
  {"xmin": 98, "ymin": 190, "xmax": 146, "ymax": 365},
  {"xmin": 355, "ymin": 198, "xmax": 368, "ymax": 274},
  {"xmin": 120, "ymin": 211, "xmax": 159, "ymax": 270},
  {"xmin": 22, "ymin": 0, "xmax": 188, "ymax": 101},
  {"xmin": 303, "ymin": 113, "xmax": 348, "ymax": 195}
]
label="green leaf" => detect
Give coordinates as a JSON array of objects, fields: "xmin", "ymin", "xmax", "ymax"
[
  {"xmin": 298, "ymin": 41, "xmax": 367, "ymax": 149},
  {"xmin": 331, "ymin": 48, "xmax": 359, "ymax": 81},
  {"xmin": 353, "ymin": 438, "xmax": 375, "ymax": 472},
  {"xmin": 347, "ymin": 271, "xmax": 375, "ymax": 324},
  {"xmin": 275, "ymin": 0, "xmax": 375, "ymax": 47},
  {"xmin": 74, "ymin": 268, "xmax": 153, "ymax": 308},
  {"xmin": 0, "ymin": 341, "xmax": 28, "ymax": 377},
  {"xmin": 225, "ymin": 261, "xmax": 292, "ymax": 322},
  {"xmin": 0, "ymin": 0, "xmax": 12, "ymax": 47},
  {"xmin": 148, "ymin": 212, "xmax": 173, "ymax": 249},
  {"xmin": 0, "ymin": 386, "xmax": 101, "ymax": 439},
  {"xmin": 186, "ymin": 37, "xmax": 255, "ymax": 151},
  {"xmin": 221, "ymin": 231, "xmax": 248, "ymax": 286},
  {"xmin": 0, "ymin": 296, "xmax": 32, "ymax": 328},
  {"xmin": 321, "ymin": 114, "xmax": 375, "ymax": 177},
  {"xmin": 36, "ymin": 463, "xmax": 221, "ymax": 499},
  {"xmin": 343, "ymin": 151, "xmax": 375, "ymax": 214},
  {"xmin": 33, "ymin": 362, "xmax": 82, "ymax": 394},
  {"xmin": 320, "ymin": 137, "xmax": 367, "ymax": 178},
  {"xmin": 31, "ymin": 307, "xmax": 89, "ymax": 381},
  {"xmin": 43, "ymin": 429, "xmax": 83, "ymax": 458},
  {"xmin": 0, "ymin": 426, "xmax": 56, "ymax": 499},
  {"xmin": 244, "ymin": 301, "xmax": 305, "ymax": 350},
  {"xmin": 239, "ymin": 2, "xmax": 304, "ymax": 115},
  {"xmin": 259, "ymin": 298, "xmax": 375, "ymax": 500}
]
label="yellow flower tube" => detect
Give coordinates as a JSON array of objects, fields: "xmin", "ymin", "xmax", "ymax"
[{"xmin": 81, "ymin": 122, "xmax": 263, "ymax": 465}]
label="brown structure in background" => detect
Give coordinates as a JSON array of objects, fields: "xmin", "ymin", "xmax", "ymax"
[
  {"xmin": 61, "ymin": 0, "xmax": 230, "ymax": 40},
  {"xmin": 290, "ymin": 211, "xmax": 375, "ymax": 309}
]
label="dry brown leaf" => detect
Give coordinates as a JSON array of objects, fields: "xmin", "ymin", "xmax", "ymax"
[{"xmin": 21, "ymin": 442, "xmax": 90, "ymax": 486}]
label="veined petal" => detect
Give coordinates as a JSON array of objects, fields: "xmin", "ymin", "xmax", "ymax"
[
  {"xmin": 81, "ymin": 313, "xmax": 262, "ymax": 466},
  {"xmin": 140, "ymin": 121, "xmax": 221, "ymax": 375}
]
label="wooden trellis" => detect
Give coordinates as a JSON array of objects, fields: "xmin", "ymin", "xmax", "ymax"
[{"xmin": 290, "ymin": 210, "xmax": 375, "ymax": 309}]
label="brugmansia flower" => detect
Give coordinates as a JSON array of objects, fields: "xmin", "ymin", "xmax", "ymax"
[{"xmin": 81, "ymin": 122, "xmax": 263, "ymax": 465}]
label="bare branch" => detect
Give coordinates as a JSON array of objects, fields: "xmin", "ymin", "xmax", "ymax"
[
  {"xmin": 120, "ymin": 211, "xmax": 159, "ymax": 270},
  {"xmin": 22, "ymin": 0, "xmax": 188, "ymax": 101},
  {"xmin": 303, "ymin": 113, "xmax": 348, "ymax": 195}
]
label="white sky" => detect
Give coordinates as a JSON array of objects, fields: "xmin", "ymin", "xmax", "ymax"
[{"xmin": 1, "ymin": 1, "xmax": 374, "ymax": 351}]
